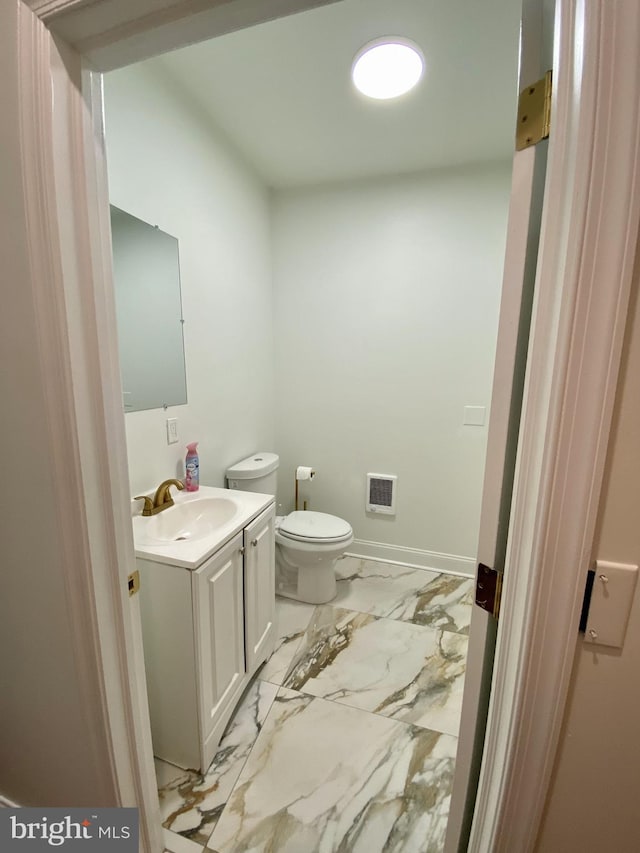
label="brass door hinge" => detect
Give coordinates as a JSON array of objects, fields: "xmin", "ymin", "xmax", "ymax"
[
  {"xmin": 128, "ymin": 570, "xmax": 140, "ymax": 597},
  {"xmin": 476, "ymin": 563, "xmax": 502, "ymax": 620},
  {"xmin": 516, "ymin": 70, "xmax": 552, "ymax": 151}
]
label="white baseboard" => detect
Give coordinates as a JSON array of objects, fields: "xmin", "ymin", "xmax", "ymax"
[
  {"xmin": 346, "ymin": 539, "xmax": 476, "ymax": 578},
  {"xmin": 0, "ymin": 795, "xmax": 19, "ymax": 807}
]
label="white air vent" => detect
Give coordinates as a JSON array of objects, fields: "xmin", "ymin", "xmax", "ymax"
[{"xmin": 366, "ymin": 473, "xmax": 397, "ymax": 515}]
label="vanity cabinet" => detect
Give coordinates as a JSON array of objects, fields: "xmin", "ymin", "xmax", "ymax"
[
  {"xmin": 137, "ymin": 501, "xmax": 276, "ymax": 773},
  {"xmin": 244, "ymin": 507, "xmax": 276, "ymax": 671},
  {"xmin": 194, "ymin": 533, "xmax": 246, "ymax": 765}
]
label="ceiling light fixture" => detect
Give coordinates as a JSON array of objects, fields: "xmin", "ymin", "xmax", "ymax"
[{"xmin": 351, "ymin": 38, "xmax": 425, "ymax": 100}]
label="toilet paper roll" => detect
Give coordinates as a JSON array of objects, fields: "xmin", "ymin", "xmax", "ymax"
[{"xmin": 296, "ymin": 466, "xmax": 315, "ymax": 481}]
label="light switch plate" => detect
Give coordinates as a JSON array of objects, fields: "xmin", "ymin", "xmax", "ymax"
[
  {"xmin": 585, "ymin": 560, "xmax": 638, "ymax": 648},
  {"xmin": 166, "ymin": 417, "xmax": 178, "ymax": 445},
  {"xmin": 464, "ymin": 406, "xmax": 486, "ymax": 426}
]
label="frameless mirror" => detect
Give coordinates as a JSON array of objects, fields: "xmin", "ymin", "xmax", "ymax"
[{"xmin": 110, "ymin": 206, "xmax": 187, "ymax": 412}]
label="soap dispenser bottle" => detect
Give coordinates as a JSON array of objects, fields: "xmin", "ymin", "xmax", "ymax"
[{"xmin": 185, "ymin": 442, "xmax": 199, "ymax": 492}]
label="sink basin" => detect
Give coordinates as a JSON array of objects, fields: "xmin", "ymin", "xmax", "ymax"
[
  {"xmin": 133, "ymin": 496, "xmax": 238, "ymax": 545},
  {"xmin": 131, "ymin": 484, "xmax": 275, "ymax": 569}
]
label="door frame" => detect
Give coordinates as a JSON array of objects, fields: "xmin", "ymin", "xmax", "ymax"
[
  {"xmin": 461, "ymin": 1, "xmax": 640, "ymax": 850},
  {"xmin": 470, "ymin": 1, "xmax": 640, "ymax": 847},
  {"xmin": 12, "ymin": 0, "xmax": 640, "ymax": 850}
]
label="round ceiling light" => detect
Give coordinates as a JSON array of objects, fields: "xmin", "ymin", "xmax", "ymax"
[{"xmin": 352, "ymin": 38, "xmax": 425, "ymax": 100}]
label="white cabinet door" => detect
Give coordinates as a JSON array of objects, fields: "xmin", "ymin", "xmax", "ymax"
[
  {"xmin": 193, "ymin": 533, "xmax": 246, "ymax": 742},
  {"xmin": 244, "ymin": 504, "xmax": 276, "ymax": 672}
]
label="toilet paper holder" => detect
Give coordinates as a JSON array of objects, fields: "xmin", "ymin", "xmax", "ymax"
[{"xmin": 294, "ymin": 466, "xmax": 315, "ymax": 511}]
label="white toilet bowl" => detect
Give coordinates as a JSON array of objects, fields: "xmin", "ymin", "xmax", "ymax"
[{"xmin": 275, "ymin": 511, "xmax": 354, "ymax": 604}]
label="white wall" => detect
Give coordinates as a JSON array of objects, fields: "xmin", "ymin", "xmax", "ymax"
[
  {"xmin": 104, "ymin": 60, "xmax": 274, "ymax": 497},
  {"xmin": 272, "ymin": 164, "xmax": 512, "ymax": 566},
  {"xmin": 104, "ymin": 65, "xmax": 511, "ymax": 565}
]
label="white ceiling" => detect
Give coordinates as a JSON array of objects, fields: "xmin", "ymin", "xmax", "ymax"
[{"xmin": 149, "ymin": 0, "xmax": 522, "ymax": 188}]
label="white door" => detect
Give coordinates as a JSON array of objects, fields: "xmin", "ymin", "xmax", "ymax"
[
  {"xmin": 243, "ymin": 504, "xmax": 276, "ymax": 672},
  {"xmin": 194, "ymin": 533, "xmax": 246, "ymax": 748}
]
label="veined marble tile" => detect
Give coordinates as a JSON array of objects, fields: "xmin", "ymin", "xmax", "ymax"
[
  {"xmin": 385, "ymin": 573, "xmax": 475, "ymax": 635},
  {"xmin": 336, "ymin": 557, "xmax": 473, "ymax": 634},
  {"xmin": 208, "ymin": 687, "xmax": 457, "ymax": 853},
  {"xmin": 159, "ymin": 680, "xmax": 278, "ymax": 846},
  {"xmin": 162, "ymin": 828, "xmax": 204, "ymax": 853},
  {"xmin": 155, "ymin": 758, "xmax": 191, "ymax": 789},
  {"xmin": 283, "ymin": 606, "xmax": 467, "ymax": 736},
  {"xmin": 335, "ymin": 557, "xmax": 439, "ymax": 617},
  {"xmin": 257, "ymin": 598, "xmax": 315, "ymax": 685}
]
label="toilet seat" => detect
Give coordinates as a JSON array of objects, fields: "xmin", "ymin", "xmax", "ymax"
[{"xmin": 277, "ymin": 511, "xmax": 352, "ymax": 545}]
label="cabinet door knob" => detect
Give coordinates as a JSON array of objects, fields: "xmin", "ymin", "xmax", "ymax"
[
  {"xmin": 239, "ymin": 547, "xmax": 245, "ymax": 555},
  {"xmin": 251, "ymin": 538, "xmax": 258, "ymax": 547}
]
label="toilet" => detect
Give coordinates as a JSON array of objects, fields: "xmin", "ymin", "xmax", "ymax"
[{"xmin": 225, "ymin": 453, "xmax": 353, "ymax": 604}]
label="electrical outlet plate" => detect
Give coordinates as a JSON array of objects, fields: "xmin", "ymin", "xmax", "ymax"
[
  {"xmin": 464, "ymin": 406, "xmax": 486, "ymax": 426},
  {"xmin": 585, "ymin": 560, "xmax": 638, "ymax": 648},
  {"xmin": 166, "ymin": 418, "xmax": 178, "ymax": 445}
]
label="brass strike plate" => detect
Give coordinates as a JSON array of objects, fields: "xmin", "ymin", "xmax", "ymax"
[
  {"xmin": 128, "ymin": 570, "xmax": 140, "ymax": 597},
  {"xmin": 516, "ymin": 70, "xmax": 552, "ymax": 151},
  {"xmin": 476, "ymin": 563, "xmax": 502, "ymax": 620}
]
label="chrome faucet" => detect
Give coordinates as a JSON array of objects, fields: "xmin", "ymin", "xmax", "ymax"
[{"xmin": 135, "ymin": 478, "xmax": 184, "ymax": 516}]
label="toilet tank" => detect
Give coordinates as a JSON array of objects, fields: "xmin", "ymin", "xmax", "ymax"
[{"xmin": 226, "ymin": 452, "xmax": 279, "ymax": 496}]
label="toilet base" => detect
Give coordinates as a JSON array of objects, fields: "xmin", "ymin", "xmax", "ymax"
[{"xmin": 275, "ymin": 548, "xmax": 338, "ymax": 605}]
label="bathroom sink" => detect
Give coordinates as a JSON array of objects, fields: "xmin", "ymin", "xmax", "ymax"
[
  {"xmin": 133, "ymin": 497, "xmax": 238, "ymax": 545},
  {"xmin": 131, "ymin": 485, "xmax": 275, "ymax": 569}
]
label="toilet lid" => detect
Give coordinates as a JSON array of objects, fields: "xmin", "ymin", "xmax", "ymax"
[{"xmin": 278, "ymin": 511, "xmax": 352, "ymax": 544}]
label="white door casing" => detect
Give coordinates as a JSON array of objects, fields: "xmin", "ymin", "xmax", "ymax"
[
  {"xmin": 5, "ymin": 2, "xmax": 640, "ymax": 852},
  {"xmin": 5, "ymin": 3, "xmax": 163, "ymax": 848},
  {"xmin": 25, "ymin": 0, "xmax": 343, "ymax": 71}
]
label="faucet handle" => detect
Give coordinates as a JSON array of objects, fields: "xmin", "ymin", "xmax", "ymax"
[
  {"xmin": 154, "ymin": 478, "xmax": 184, "ymax": 506},
  {"xmin": 134, "ymin": 495, "xmax": 154, "ymax": 516}
]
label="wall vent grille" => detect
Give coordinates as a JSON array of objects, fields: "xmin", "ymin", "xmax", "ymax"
[{"xmin": 366, "ymin": 473, "xmax": 397, "ymax": 515}]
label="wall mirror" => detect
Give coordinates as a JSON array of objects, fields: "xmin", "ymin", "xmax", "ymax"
[{"xmin": 110, "ymin": 206, "xmax": 188, "ymax": 412}]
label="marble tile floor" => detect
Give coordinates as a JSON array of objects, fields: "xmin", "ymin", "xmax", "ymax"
[{"xmin": 159, "ymin": 557, "xmax": 474, "ymax": 853}]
